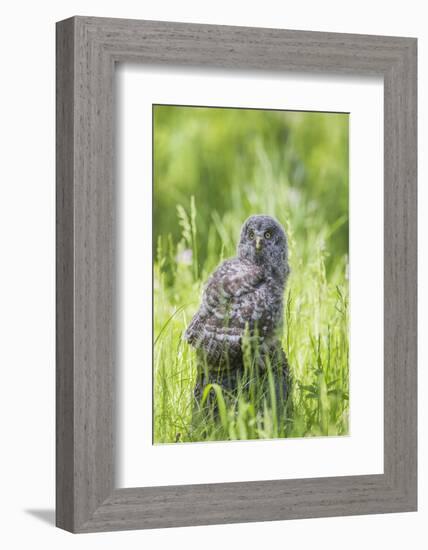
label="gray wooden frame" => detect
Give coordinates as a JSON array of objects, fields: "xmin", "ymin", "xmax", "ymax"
[{"xmin": 56, "ymin": 16, "xmax": 417, "ymax": 533}]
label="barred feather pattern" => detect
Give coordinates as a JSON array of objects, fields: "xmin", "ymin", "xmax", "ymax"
[{"xmin": 184, "ymin": 215, "xmax": 290, "ymax": 402}]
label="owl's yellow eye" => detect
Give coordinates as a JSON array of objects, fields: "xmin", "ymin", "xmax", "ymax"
[
  {"xmin": 264, "ymin": 231, "xmax": 271, "ymax": 239},
  {"xmin": 248, "ymin": 230, "xmax": 255, "ymax": 240}
]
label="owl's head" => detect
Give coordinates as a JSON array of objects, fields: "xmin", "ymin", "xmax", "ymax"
[{"xmin": 238, "ymin": 215, "xmax": 289, "ymax": 279}]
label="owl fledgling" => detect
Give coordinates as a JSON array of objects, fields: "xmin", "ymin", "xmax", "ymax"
[{"xmin": 185, "ymin": 214, "xmax": 290, "ymax": 408}]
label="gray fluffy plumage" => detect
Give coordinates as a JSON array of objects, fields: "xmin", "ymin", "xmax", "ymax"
[{"xmin": 185, "ymin": 214, "xmax": 290, "ymax": 403}]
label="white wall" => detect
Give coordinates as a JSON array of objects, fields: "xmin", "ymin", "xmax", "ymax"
[{"xmin": 0, "ymin": 1, "xmax": 425, "ymax": 548}]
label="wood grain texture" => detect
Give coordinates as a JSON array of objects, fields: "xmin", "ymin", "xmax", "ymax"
[
  {"xmin": 56, "ymin": 16, "xmax": 417, "ymax": 533},
  {"xmin": 56, "ymin": 18, "xmax": 75, "ymax": 532}
]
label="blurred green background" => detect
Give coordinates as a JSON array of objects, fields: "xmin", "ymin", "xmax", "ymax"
[
  {"xmin": 153, "ymin": 105, "xmax": 349, "ymax": 443},
  {"xmin": 153, "ymin": 105, "xmax": 348, "ymax": 275}
]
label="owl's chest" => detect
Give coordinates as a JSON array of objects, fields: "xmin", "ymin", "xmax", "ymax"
[{"xmin": 229, "ymin": 280, "xmax": 283, "ymax": 329}]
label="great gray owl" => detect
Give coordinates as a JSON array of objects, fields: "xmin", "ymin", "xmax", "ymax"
[{"xmin": 185, "ymin": 214, "xmax": 290, "ymax": 410}]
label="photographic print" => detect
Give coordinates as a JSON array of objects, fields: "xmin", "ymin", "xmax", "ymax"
[{"xmin": 153, "ymin": 105, "xmax": 349, "ymax": 444}]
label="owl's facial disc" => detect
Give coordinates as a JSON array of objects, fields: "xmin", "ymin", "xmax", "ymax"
[
  {"xmin": 249, "ymin": 228, "xmax": 272, "ymax": 254},
  {"xmin": 238, "ymin": 215, "xmax": 288, "ymax": 275}
]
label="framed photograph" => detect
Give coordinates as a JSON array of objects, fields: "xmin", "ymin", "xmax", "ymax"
[{"xmin": 56, "ymin": 16, "xmax": 417, "ymax": 532}]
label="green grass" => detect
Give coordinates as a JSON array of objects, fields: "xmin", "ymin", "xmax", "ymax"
[
  {"xmin": 153, "ymin": 187, "xmax": 349, "ymax": 444},
  {"xmin": 153, "ymin": 106, "xmax": 349, "ymax": 444}
]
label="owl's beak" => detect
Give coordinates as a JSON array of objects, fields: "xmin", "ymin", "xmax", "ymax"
[{"xmin": 255, "ymin": 237, "xmax": 262, "ymax": 251}]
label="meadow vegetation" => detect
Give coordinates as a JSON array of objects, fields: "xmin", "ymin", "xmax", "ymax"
[{"xmin": 153, "ymin": 106, "xmax": 349, "ymax": 443}]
